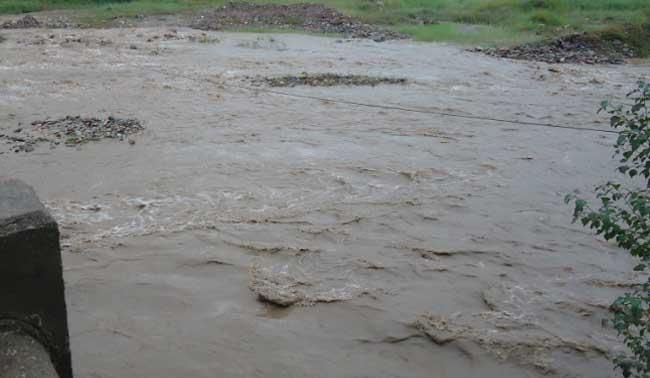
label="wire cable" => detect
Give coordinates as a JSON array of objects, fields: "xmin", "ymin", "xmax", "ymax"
[
  {"xmin": 161, "ymin": 69, "xmax": 619, "ymax": 135},
  {"xmin": 237, "ymin": 84, "xmax": 618, "ymax": 134}
]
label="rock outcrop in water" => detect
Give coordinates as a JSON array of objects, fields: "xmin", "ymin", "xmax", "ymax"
[
  {"xmin": 251, "ymin": 73, "xmax": 408, "ymax": 87},
  {"xmin": 249, "ymin": 263, "xmax": 361, "ymax": 307},
  {"xmin": 1, "ymin": 116, "xmax": 143, "ymax": 153}
]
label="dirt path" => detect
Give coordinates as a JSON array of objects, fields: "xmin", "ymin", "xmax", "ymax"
[{"xmin": 1, "ymin": 26, "xmax": 649, "ymax": 378}]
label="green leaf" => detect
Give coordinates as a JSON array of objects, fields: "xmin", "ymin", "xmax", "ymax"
[{"xmin": 569, "ymin": 81, "xmax": 650, "ymax": 378}]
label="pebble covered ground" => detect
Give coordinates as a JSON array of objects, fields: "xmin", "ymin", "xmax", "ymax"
[
  {"xmin": 193, "ymin": 2, "xmax": 408, "ymax": 42},
  {"xmin": 1, "ymin": 116, "xmax": 143, "ymax": 153},
  {"xmin": 1, "ymin": 14, "xmax": 76, "ymax": 29},
  {"xmin": 1, "ymin": 15, "xmax": 40, "ymax": 29},
  {"xmin": 251, "ymin": 73, "xmax": 408, "ymax": 87},
  {"xmin": 475, "ymin": 33, "xmax": 637, "ymax": 65}
]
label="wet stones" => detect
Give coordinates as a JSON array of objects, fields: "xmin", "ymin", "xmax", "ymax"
[
  {"xmin": 1, "ymin": 116, "xmax": 144, "ymax": 153},
  {"xmin": 1, "ymin": 15, "xmax": 76, "ymax": 30},
  {"xmin": 193, "ymin": 2, "xmax": 407, "ymax": 42},
  {"xmin": 252, "ymin": 73, "xmax": 407, "ymax": 87},
  {"xmin": 475, "ymin": 33, "xmax": 636, "ymax": 65},
  {"xmin": 1, "ymin": 15, "xmax": 40, "ymax": 29}
]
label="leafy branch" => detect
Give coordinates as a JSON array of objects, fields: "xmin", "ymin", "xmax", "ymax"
[{"xmin": 567, "ymin": 80, "xmax": 650, "ymax": 378}]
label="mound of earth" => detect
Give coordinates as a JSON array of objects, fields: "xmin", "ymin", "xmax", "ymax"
[
  {"xmin": 252, "ymin": 73, "xmax": 408, "ymax": 87},
  {"xmin": 193, "ymin": 2, "xmax": 407, "ymax": 42},
  {"xmin": 476, "ymin": 33, "xmax": 637, "ymax": 65},
  {"xmin": 1, "ymin": 116, "xmax": 143, "ymax": 153},
  {"xmin": 1, "ymin": 15, "xmax": 40, "ymax": 29}
]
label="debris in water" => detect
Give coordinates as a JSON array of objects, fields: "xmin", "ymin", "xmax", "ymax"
[
  {"xmin": 413, "ymin": 311, "xmax": 611, "ymax": 375},
  {"xmin": 187, "ymin": 33, "xmax": 222, "ymax": 44},
  {"xmin": 249, "ymin": 264, "xmax": 307, "ymax": 307},
  {"xmin": 249, "ymin": 263, "xmax": 361, "ymax": 307},
  {"xmin": 356, "ymin": 259, "xmax": 385, "ymax": 270},
  {"xmin": 1, "ymin": 116, "xmax": 144, "ymax": 153},
  {"xmin": 414, "ymin": 281, "xmax": 619, "ymax": 375},
  {"xmin": 236, "ymin": 36, "xmax": 286, "ymax": 50},
  {"xmin": 251, "ymin": 73, "xmax": 407, "ymax": 87}
]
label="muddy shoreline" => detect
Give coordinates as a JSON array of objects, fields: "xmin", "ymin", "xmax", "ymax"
[{"xmin": 0, "ymin": 5, "xmax": 642, "ymax": 65}]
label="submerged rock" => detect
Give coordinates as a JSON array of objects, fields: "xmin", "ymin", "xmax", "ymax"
[
  {"xmin": 252, "ymin": 73, "xmax": 408, "ymax": 87},
  {"xmin": 248, "ymin": 263, "xmax": 362, "ymax": 307},
  {"xmin": 249, "ymin": 264, "xmax": 306, "ymax": 307}
]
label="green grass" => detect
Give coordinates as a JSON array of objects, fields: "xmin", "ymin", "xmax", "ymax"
[
  {"xmin": 0, "ymin": 0, "xmax": 648, "ymax": 51},
  {"xmin": 0, "ymin": 0, "xmax": 200, "ymax": 17},
  {"xmin": 72, "ymin": 0, "xmax": 195, "ymax": 26},
  {"xmin": 400, "ymin": 22, "xmax": 537, "ymax": 46}
]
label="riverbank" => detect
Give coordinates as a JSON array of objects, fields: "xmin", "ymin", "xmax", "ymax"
[{"xmin": 1, "ymin": 0, "xmax": 648, "ymax": 52}]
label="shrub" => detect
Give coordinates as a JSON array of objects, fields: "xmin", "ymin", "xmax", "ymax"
[{"xmin": 567, "ymin": 81, "xmax": 650, "ymax": 378}]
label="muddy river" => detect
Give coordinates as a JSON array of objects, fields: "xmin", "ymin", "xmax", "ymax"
[{"xmin": 1, "ymin": 26, "xmax": 649, "ymax": 377}]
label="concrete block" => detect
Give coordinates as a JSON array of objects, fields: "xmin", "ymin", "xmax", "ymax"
[{"xmin": 0, "ymin": 178, "xmax": 72, "ymax": 378}]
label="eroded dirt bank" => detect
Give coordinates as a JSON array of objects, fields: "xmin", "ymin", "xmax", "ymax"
[{"xmin": 1, "ymin": 27, "xmax": 649, "ymax": 378}]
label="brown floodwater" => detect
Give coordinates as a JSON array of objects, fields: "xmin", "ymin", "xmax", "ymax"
[{"xmin": 1, "ymin": 26, "xmax": 649, "ymax": 378}]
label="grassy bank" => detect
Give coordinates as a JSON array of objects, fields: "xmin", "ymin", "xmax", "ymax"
[{"xmin": 1, "ymin": 0, "xmax": 648, "ymax": 50}]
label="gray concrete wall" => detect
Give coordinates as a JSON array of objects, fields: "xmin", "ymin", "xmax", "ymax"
[{"xmin": 0, "ymin": 178, "xmax": 72, "ymax": 378}]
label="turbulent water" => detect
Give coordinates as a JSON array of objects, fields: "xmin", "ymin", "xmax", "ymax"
[{"xmin": 1, "ymin": 26, "xmax": 649, "ymax": 378}]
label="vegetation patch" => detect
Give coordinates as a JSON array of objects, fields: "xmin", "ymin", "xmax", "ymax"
[
  {"xmin": 567, "ymin": 81, "xmax": 650, "ymax": 378},
  {"xmin": 599, "ymin": 22, "xmax": 650, "ymax": 59},
  {"xmin": 400, "ymin": 22, "xmax": 535, "ymax": 46}
]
